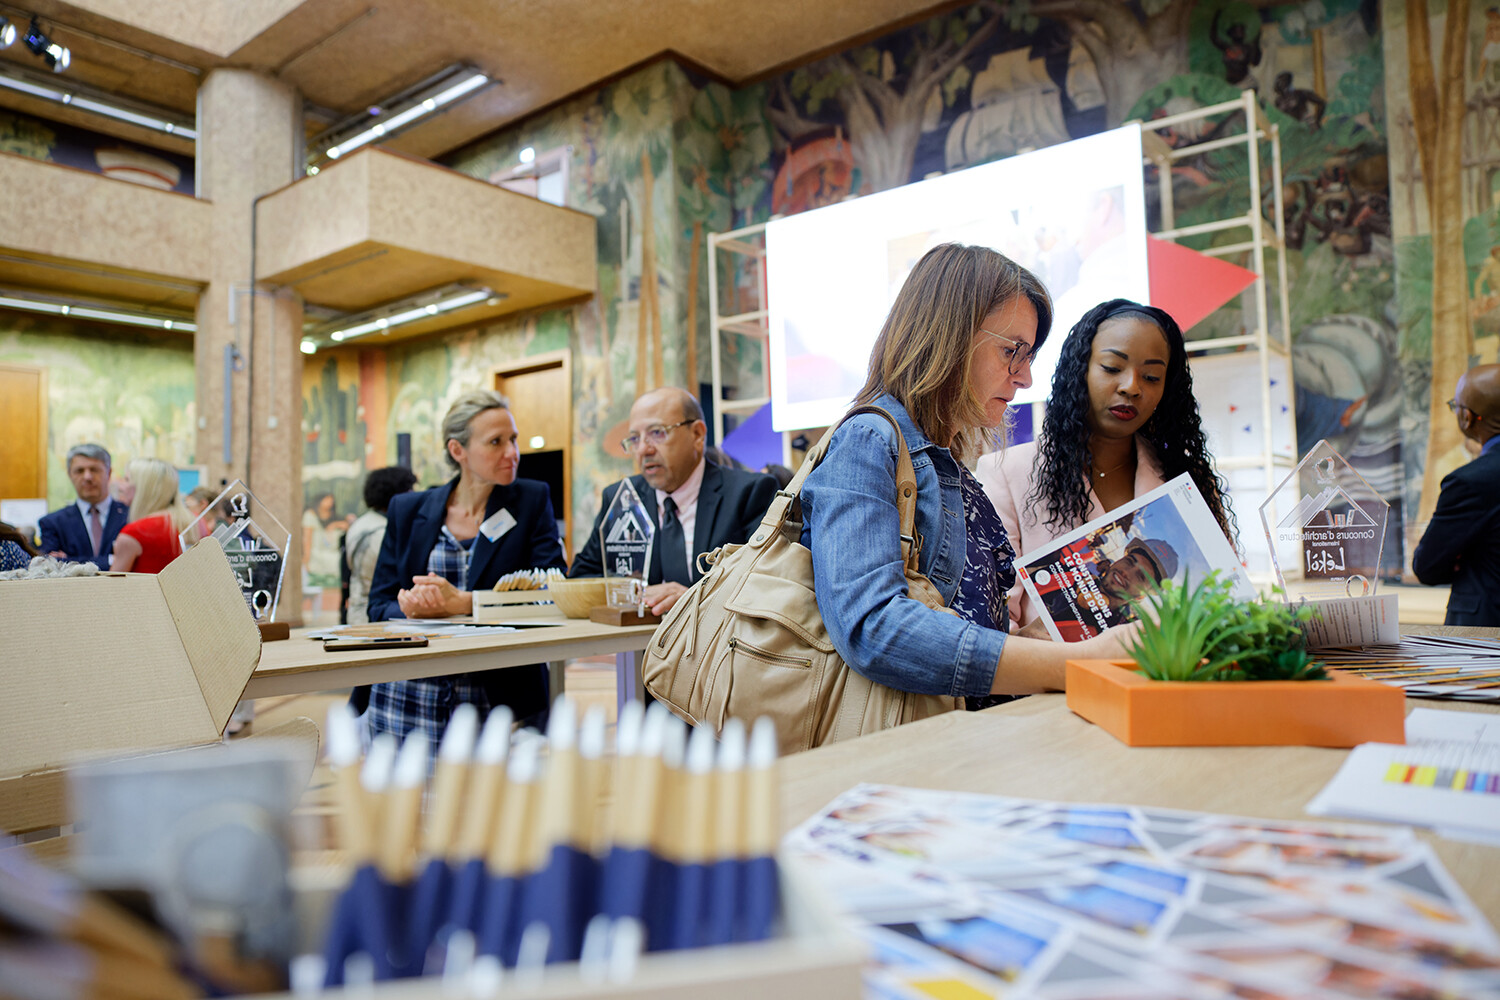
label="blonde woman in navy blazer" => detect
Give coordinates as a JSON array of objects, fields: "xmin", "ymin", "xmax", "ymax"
[{"xmin": 365, "ymin": 390, "xmax": 567, "ymax": 738}]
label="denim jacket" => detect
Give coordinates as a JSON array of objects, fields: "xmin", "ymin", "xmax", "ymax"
[{"xmin": 800, "ymin": 394, "xmax": 1007, "ymax": 698}]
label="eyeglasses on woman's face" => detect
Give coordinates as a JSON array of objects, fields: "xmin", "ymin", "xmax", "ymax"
[
  {"xmin": 979, "ymin": 328, "xmax": 1036, "ymax": 375},
  {"xmin": 620, "ymin": 419, "xmax": 694, "ymax": 454}
]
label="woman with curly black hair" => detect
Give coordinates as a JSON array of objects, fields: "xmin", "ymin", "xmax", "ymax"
[{"xmin": 977, "ymin": 298, "xmax": 1234, "ymax": 628}]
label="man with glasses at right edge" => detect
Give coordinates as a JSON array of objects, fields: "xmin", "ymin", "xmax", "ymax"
[
  {"xmin": 1413, "ymin": 364, "xmax": 1500, "ymax": 626},
  {"xmin": 570, "ymin": 387, "xmax": 777, "ymax": 616}
]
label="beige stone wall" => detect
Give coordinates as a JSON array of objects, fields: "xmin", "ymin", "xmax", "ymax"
[{"xmin": 0, "ymin": 153, "xmax": 211, "ymax": 282}]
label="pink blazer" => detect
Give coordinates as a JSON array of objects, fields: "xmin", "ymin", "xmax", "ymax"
[{"xmin": 976, "ymin": 436, "xmax": 1167, "ymax": 626}]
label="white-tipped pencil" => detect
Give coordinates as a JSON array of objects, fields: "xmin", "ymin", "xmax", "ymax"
[{"xmin": 379, "ymin": 730, "xmax": 430, "ymax": 883}]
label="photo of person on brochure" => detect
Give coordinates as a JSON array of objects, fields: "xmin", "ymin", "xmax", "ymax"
[
  {"xmin": 1029, "ymin": 535, "xmax": 1179, "ymax": 641},
  {"xmin": 1019, "ymin": 476, "xmax": 1225, "ymax": 642}
]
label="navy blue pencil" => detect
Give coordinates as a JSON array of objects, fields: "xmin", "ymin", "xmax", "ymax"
[
  {"xmin": 475, "ymin": 735, "xmax": 540, "ymax": 964},
  {"xmin": 667, "ymin": 723, "xmax": 717, "ymax": 950},
  {"xmin": 704, "ymin": 717, "xmax": 747, "ymax": 946},
  {"xmin": 643, "ymin": 710, "xmax": 687, "ymax": 951},
  {"xmin": 377, "ymin": 729, "xmax": 429, "ymax": 975},
  {"xmin": 319, "ymin": 705, "xmax": 371, "ymax": 986},
  {"xmin": 740, "ymin": 717, "xmax": 780, "ymax": 943},
  {"xmin": 517, "ymin": 696, "xmax": 596, "ymax": 963},
  {"xmin": 596, "ymin": 701, "xmax": 657, "ymax": 928},
  {"xmin": 443, "ymin": 707, "xmax": 512, "ymax": 938},
  {"xmin": 322, "ymin": 726, "xmax": 400, "ymax": 985},
  {"xmin": 403, "ymin": 703, "xmax": 479, "ymax": 975}
]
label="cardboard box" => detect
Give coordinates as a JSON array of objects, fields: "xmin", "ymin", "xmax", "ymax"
[
  {"xmin": 0, "ymin": 539, "xmax": 262, "ymax": 832},
  {"xmin": 1065, "ymin": 659, "xmax": 1407, "ymax": 748}
]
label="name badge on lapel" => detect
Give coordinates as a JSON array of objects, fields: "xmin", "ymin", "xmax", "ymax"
[{"xmin": 479, "ymin": 508, "xmax": 517, "ymax": 542}]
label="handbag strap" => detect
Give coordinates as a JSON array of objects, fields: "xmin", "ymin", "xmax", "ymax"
[{"xmin": 752, "ymin": 405, "xmax": 921, "ymax": 566}]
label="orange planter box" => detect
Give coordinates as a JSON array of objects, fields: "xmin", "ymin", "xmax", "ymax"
[{"xmin": 1065, "ymin": 659, "xmax": 1406, "ymax": 748}]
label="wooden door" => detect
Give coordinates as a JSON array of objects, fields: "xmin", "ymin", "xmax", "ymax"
[
  {"xmin": 493, "ymin": 351, "xmax": 572, "ymax": 557},
  {"xmin": 0, "ymin": 363, "xmax": 46, "ymax": 500}
]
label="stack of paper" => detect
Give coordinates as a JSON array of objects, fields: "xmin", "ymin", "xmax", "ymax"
[
  {"xmin": 1321, "ymin": 636, "xmax": 1500, "ymax": 703},
  {"xmin": 1309, "ymin": 707, "xmax": 1500, "ymax": 844},
  {"xmin": 787, "ymin": 783, "xmax": 1500, "ymax": 999}
]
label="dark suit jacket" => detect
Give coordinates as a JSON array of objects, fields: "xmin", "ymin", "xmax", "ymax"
[
  {"xmin": 1412, "ymin": 445, "xmax": 1500, "ymax": 626},
  {"xmin": 38, "ymin": 499, "xmax": 130, "ymax": 570},
  {"xmin": 569, "ymin": 462, "xmax": 777, "ymax": 582},
  {"xmin": 366, "ymin": 475, "xmax": 567, "ymax": 719}
]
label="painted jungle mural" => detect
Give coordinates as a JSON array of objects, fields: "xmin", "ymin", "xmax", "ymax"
[
  {"xmin": 0, "ymin": 316, "xmax": 196, "ymax": 510},
  {"xmin": 294, "ymin": 0, "xmax": 1456, "ymax": 578},
  {"xmin": 1383, "ymin": 0, "xmax": 1498, "ymax": 559}
]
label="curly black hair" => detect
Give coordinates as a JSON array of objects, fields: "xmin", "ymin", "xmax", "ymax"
[{"xmin": 1027, "ymin": 299, "xmax": 1237, "ymax": 543}]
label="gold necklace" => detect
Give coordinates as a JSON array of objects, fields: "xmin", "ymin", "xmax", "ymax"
[{"xmin": 1090, "ymin": 456, "xmax": 1133, "ymax": 479}]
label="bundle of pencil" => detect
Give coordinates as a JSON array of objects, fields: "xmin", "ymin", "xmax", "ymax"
[
  {"xmin": 492, "ymin": 568, "xmax": 566, "ymax": 591},
  {"xmin": 316, "ymin": 698, "xmax": 782, "ymax": 989}
]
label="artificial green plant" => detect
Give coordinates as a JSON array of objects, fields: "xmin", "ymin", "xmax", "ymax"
[{"xmin": 1126, "ymin": 571, "xmax": 1326, "ymax": 682}]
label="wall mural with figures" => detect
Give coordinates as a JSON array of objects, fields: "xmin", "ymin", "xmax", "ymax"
[{"xmin": 296, "ymin": 0, "xmax": 1464, "ymax": 581}]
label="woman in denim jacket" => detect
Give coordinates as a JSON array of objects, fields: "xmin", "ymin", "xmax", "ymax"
[{"xmin": 801, "ymin": 244, "xmax": 1135, "ymax": 702}]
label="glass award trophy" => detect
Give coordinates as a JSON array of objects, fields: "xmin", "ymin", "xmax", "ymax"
[
  {"xmin": 598, "ymin": 478, "xmax": 656, "ymax": 619},
  {"xmin": 180, "ymin": 480, "xmax": 292, "ymax": 625},
  {"xmin": 1259, "ymin": 440, "xmax": 1389, "ymax": 599}
]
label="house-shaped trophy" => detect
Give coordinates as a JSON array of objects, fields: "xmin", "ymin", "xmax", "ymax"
[
  {"xmin": 589, "ymin": 478, "xmax": 661, "ymax": 626},
  {"xmin": 180, "ymin": 480, "xmax": 292, "ymax": 640},
  {"xmin": 1259, "ymin": 440, "xmax": 1389, "ymax": 599}
]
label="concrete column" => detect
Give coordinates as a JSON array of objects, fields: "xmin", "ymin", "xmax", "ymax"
[{"xmin": 195, "ymin": 69, "xmax": 307, "ymax": 623}]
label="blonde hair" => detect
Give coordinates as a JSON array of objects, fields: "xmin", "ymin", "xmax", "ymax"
[
  {"xmin": 854, "ymin": 243, "xmax": 1051, "ymax": 462},
  {"xmin": 442, "ymin": 389, "xmax": 510, "ymax": 470},
  {"xmin": 127, "ymin": 458, "xmax": 192, "ymax": 534}
]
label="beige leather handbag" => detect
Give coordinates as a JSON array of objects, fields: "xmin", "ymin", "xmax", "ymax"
[{"xmin": 641, "ymin": 406, "xmax": 961, "ymax": 755}]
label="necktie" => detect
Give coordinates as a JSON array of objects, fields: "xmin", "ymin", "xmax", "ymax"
[
  {"xmin": 89, "ymin": 505, "xmax": 103, "ymax": 556},
  {"xmin": 658, "ymin": 497, "xmax": 692, "ymax": 586}
]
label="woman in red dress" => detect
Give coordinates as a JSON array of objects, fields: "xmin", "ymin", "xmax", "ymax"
[{"xmin": 111, "ymin": 458, "xmax": 191, "ymax": 573}]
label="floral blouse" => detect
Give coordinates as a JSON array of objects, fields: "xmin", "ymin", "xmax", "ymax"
[{"xmin": 951, "ymin": 464, "xmax": 1019, "ymax": 710}]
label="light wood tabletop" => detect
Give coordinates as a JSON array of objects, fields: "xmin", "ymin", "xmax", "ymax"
[
  {"xmin": 245, "ymin": 621, "xmax": 660, "ymax": 701},
  {"xmin": 776, "ymin": 693, "xmax": 1500, "ymax": 926}
]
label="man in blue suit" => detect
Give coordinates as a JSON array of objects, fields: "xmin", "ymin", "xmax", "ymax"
[
  {"xmin": 1414, "ymin": 364, "xmax": 1500, "ymax": 626},
  {"xmin": 38, "ymin": 444, "xmax": 130, "ymax": 570}
]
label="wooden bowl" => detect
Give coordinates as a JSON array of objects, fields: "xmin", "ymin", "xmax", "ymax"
[{"xmin": 547, "ymin": 577, "xmax": 608, "ymax": 618}]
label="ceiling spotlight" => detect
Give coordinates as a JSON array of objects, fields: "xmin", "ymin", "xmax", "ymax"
[
  {"xmin": 519, "ymin": 146, "xmax": 535, "ymax": 164},
  {"xmin": 0, "ymin": 17, "xmax": 16, "ymax": 48},
  {"xmin": 300, "ymin": 340, "xmax": 317, "ymax": 354},
  {"xmin": 23, "ymin": 17, "xmax": 69, "ymax": 73}
]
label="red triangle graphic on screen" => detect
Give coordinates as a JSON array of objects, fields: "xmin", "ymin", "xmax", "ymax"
[{"xmin": 1147, "ymin": 236, "xmax": 1258, "ymax": 333}]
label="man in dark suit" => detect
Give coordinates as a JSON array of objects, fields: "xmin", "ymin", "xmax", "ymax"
[
  {"xmin": 1413, "ymin": 364, "xmax": 1500, "ymax": 626},
  {"xmin": 38, "ymin": 443, "xmax": 130, "ymax": 570},
  {"xmin": 571, "ymin": 387, "xmax": 777, "ymax": 615}
]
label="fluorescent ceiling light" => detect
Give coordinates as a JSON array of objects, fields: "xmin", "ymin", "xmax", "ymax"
[
  {"xmin": 0, "ymin": 290, "xmax": 196, "ymax": 332},
  {"xmin": 314, "ymin": 284, "xmax": 501, "ymax": 344},
  {"xmin": 0, "ymin": 65, "xmax": 196, "ymax": 140},
  {"xmin": 312, "ymin": 65, "xmax": 490, "ymax": 164}
]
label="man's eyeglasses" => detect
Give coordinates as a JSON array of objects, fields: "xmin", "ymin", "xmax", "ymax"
[
  {"xmin": 621, "ymin": 419, "xmax": 694, "ymax": 454},
  {"xmin": 1447, "ymin": 398, "xmax": 1466, "ymax": 415},
  {"xmin": 979, "ymin": 328, "xmax": 1036, "ymax": 375}
]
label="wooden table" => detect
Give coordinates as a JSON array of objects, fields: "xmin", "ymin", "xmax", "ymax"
[
  {"xmin": 777, "ymin": 694, "xmax": 1500, "ymax": 927},
  {"xmin": 245, "ymin": 621, "xmax": 660, "ymax": 707}
]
